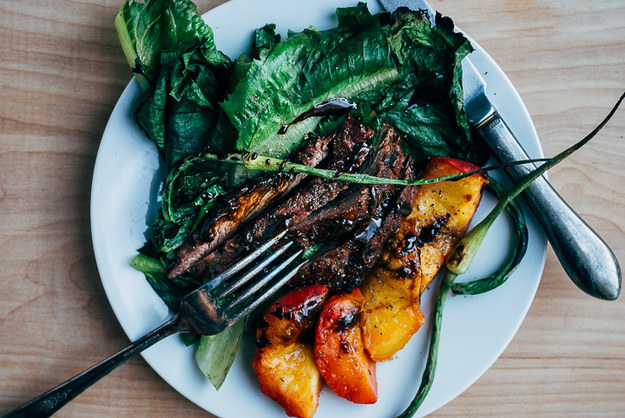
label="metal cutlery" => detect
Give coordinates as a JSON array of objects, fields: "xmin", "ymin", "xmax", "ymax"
[
  {"xmin": 6, "ymin": 231, "xmax": 306, "ymax": 417},
  {"xmin": 380, "ymin": 0, "xmax": 621, "ymax": 300}
]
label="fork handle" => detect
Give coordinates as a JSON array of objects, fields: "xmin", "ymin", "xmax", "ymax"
[
  {"xmin": 476, "ymin": 112, "xmax": 621, "ymax": 300},
  {"xmin": 6, "ymin": 315, "xmax": 185, "ymax": 418}
]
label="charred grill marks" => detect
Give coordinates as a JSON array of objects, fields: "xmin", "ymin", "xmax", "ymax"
[
  {"xmin": 291, "ymin": 128, "xmax": 418, "ymax": 291},
  {"xmin": 167, "ymin": 130, "xmax": 333, "ymax": 278},
  {"xmin": 182, "ymin": 116, "xmax": 375, "ymax": 280}
]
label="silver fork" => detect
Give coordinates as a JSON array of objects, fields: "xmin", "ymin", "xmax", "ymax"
[{"xmin": 6, "ymin": 231, "xmax": 306, "ymax": 418}]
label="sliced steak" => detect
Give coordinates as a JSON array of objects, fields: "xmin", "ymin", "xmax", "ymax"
[
  {"xmin": 291, "ymin": 129, "xmax": 417, "ymax": 291},
  {"xmin": 288, "ymin": 124, "xmax": 408, "ymax": 248},
  {"xmin": 185, "ymin": 116, "xmax": 374, "ymax": 279},
  {"xmin": 167, "ymin": 131, "xmax": 333, "ymax": 279}
]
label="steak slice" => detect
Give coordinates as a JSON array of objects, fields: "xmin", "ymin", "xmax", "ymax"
[
  {"xmin": 291, "ymin": 129, "xmax": 417, "ymax": 291},
  {"xmin": 184, "ymin": 116, "xmax": 374, "ymax": 279},
  {"xmin": 288, "ymin": 124, "xmax": 408, "ymax": 249},
  {"xmin": 291, "ymin": 166, "xmax": 418, "ymax": 291},
  {"xmin": 167, "ymin": 131, "xmax": 333, "ymax": 279}
]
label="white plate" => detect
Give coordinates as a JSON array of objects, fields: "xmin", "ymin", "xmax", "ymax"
[{"xmin": 91, "ymin": 0, "xmax": 547, "ymax": 416}]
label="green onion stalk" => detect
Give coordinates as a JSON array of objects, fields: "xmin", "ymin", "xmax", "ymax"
[
  {"xmin": 398, "ymin": 91, "xmax": 624, "ymax": 417},
  {"xmin": 451, "ymin": 179, "xmax": 529, "ymax": 295},
  {"xmin": 396, "ymin": 269, "xmax": 456, "ymax": 418},
  {"xmin": 166, "ymin": 151, "xmax": 551, "ymax": 192}
]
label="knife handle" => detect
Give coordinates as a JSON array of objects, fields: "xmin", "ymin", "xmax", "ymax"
[{"xmin": 475, "ymin": 112, "xmax": 621, "ymax": 300}]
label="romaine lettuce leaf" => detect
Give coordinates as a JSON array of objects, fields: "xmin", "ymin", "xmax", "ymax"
[
  {"xmin": 134, "ymin": 40, "xmax": 233, "ymax": 168},
  {"xmin": 219, "ymin": 6, "xmax": 486, "ymax": 163},
  {"xmin": 221, "ymin": 5, "xmax": 399, "ymax": 157},
  {"xmin": 117, "ymin": 0, "xmax": 235, "ymax": 170},
  {"xmin": 252, "ymin": 24, "xmax": 281, "ymax": 59},
  {"xmin": 115, "ymin": 0, "xmax": 217, "ymax": 85},
  {"xmin": 195, "ymin": 318, "xmax": 247, "ymax": 390}
]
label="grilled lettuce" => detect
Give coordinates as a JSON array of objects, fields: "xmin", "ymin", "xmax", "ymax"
[
  {"xmin": 115, "ymin": 0, "xmax": 218, "ymax": 86},
  {"xmin": 221, "ymin": 4, "xmax": 485, "ymax": 162},
  {"xmin": 117, "ymin": 0, "xmax": 487, "ymax": 168}
]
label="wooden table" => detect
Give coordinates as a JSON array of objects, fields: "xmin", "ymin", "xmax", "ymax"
[{"xmin": 1, "ymin": 0, "xmax": 624, "ymax": 416}]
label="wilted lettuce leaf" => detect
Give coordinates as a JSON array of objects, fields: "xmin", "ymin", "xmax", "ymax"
[
  {"xmin": 145, "ymin": 158, "xmax": 228, "ymax": 255},
  {"xmin": 373, "ymin": 11, "xmax": 488, "ymax": 163},
  {"xmin": 219, "ymin": 6, "xmax": 486, "ymax": 164},
  {"xmin": 335, "ymin": 1, "xmax": 374, "ymax": 31},
  {"xmin": 252, "ymin": 24, "xmax": 281, "ymax": 59},
  {"xmin": 115, "ymin": 0, "xmax": 217, "ymax": 85},
  {"xmin": 116, "ymin": 1, "xmax": 234, "ymax": 267},
  {"xmin": 117, "ymin": 0, "xmax": 235, "ymax": 169},
  {"xmin": 134, "ymin": 39, "xmax": 233, "ymax": 168},
  {"xmin": 221, "ymin": 5, "xmax": 399, "ymax": 157}
]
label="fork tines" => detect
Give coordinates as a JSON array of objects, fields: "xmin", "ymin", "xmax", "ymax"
[{"xmin": 207, "ymin": 230, "xmax": 308, "ymax": 324}]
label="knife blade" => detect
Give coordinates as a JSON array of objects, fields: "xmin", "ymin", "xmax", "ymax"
[{"xmin": 379, "ymin": 0, "xmax": 621, "ymax": 300}]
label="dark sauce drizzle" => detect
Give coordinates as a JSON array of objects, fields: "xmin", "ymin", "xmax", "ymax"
[{"xmin": 278, "ymin": 98, "xmax": 357, "ymax": 134}]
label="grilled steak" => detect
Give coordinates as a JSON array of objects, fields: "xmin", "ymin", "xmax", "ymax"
[
  {"xmin": 191, "ymin": 123, "xmax": 413, "ymax": 292},
  {"xmin": 290, "ymin": 128, "xmax": 417, "ymax": 291},
  {"xmin": 167, "ymin": 130, "xmax": 333, "ymax": 278},
  {"xmin": 288, "ymin": 125, "xmax": 408, "ymax": 248},
  {"xmin": 181, "ymin": 116, "xmax": 374, "ymax": 279},
  {"xmin": 171, "ymin": 112, "xmax": 424, "ymax": 295}
]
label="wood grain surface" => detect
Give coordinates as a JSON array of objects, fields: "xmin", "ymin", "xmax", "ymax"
[{"xmin": 1, "ymin": 0, "xmax": 624, "ymax": 416}]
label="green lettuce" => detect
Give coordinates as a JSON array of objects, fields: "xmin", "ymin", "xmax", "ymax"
[
  {"xmin": 221, "ymin": 4, "xmax": 399, "ymax": 157},
  {"xmin": 219, "ymin": 5, "xmax": 486, "ymax": 162},
  {"xmin": 116, "ymin": 0, "xmax": 233, "ymax": 169},
  {"xmin": 115, "ymin": 0, "xmax": 217, "ymax": 85},
  {"xmin": 195, "ymin": 319, "xmax": 247, "ymax": 390},
  {"xmin": 116, "ymin": 0, "xmax": 235, "ymax": 261},
  {"xmin": 133, "ymin": 41, "xmax": 233, "ymax": 168}
]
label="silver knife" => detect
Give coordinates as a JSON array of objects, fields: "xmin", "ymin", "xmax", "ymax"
[{"xmin": 379, "ymin": 0, "xmax": 621, "ymax": 300}]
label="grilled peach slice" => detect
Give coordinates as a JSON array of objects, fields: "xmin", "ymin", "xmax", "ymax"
[
  {"xmin": 362, "ymin": 156, "xmax": 487, "ymax": 361},
  {"xmin": 253, "ymin": 285, "xmax": 329, "ymax": 418},
  {"xmin": 314, "ymin": 289, "xmax": 377, "ymax": 404},
  {"xmin": 360, "ymin": 265, "xmax": 425, "ymax": 361},
  {"xmin": 413, "ymin": 157, "xmax": 488, "ymax": 293}
]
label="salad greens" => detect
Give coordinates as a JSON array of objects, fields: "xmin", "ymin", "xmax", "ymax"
[
  {"xmin": 115, "ymin": 0, "xmax": 220, "ymax": 87},
  {"xmin": 116, "ymin": 0, "xmax": 490, "ymax": 396},
  {"xmin": 116, "ymin": 0, "xmax": 234, "ymax": 169},
  {"xmin": 221, "ymin": 3, "xmax": 482, "ymax": 161},
  {"xmin": 195, "ymin": 317, "xmax": 248, "ymax": 390}
]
